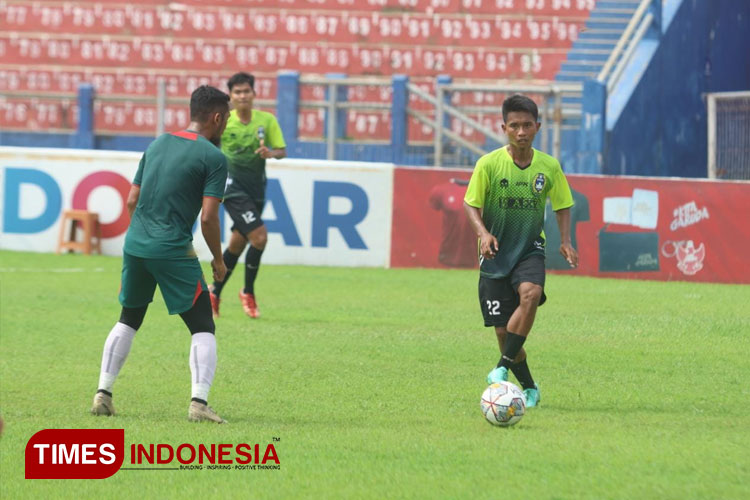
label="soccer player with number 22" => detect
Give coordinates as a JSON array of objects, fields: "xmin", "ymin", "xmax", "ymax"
[{"xmin": 464, "ymin": 94, "xmax": 579, "ymax": 408}]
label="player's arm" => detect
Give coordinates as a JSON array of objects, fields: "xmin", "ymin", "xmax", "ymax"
[
  {"xmin": 255, "ymin": 145, "xmax": 286, "ymax": 160},
  {"xmin": 463, "ymin": 160, "xmax": 497, "ymax": 260},
  {"xmin": 255, "ymin": 117, "xmax": 287, "ymax": 159},
  {"xmin": 554, "ymin": 206, "xmax": 578, "ymax": 268},
  {"xmin": 126, "ymin": 185, "xmax": 140, "ymax": 219},
  {"xmin": 463, "ymin": 202, "xmax": 498, "ymax": 260},
  {"xmin": 200, "ymin": 196, "xmax": 227, "ymax": 282},
  {"xmin": 549, "ymin": 164, "xmax": 578, "ymax": 268},
  {"xmin": 128, "ymin": 152, "xmax": 146, "ymax": 218}
]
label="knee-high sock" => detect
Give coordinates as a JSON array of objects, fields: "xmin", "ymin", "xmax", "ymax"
[
  {"xmin": 244, "ymin": 246, "xmax": 264, "ymax": 294},
  {"xmin": 212, "ymin": 249, "xmax": 240, "ymax": 297},
  {"xmin": 497, "ymin": 332, "xmax": 527, "ymax": 369},
  {"xmin": 189, "ymin": 332, "xmax": 217, "ymax": 403},
  {"xmin": 510, "ymin": 359, "xmax": 536, "ymax": 390},
  {"xmin": 98, "ymin": 322, "xmax": 136, "ymax": 393}
]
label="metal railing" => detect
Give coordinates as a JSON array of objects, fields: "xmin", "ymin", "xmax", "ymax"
[
  {"xmin": 597, "ymin": 0, "xmax": 656, "ymax": 93},
  {"xmin": 410, "ymin": 82, "xmax": 582, "ymax": 166},
  {"xmin": 4, "ymin": 76, "xmax": 584, "ymax": 166},
  {"xmin": 297, "ymin": 75, "xmax": 391, "ymax": 161}
]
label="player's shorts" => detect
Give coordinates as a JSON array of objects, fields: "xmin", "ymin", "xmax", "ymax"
[
  {"xmin": 119, "ymin": 252, "xmax": 207, "ymax": 315},
  {"xmin": 224, "ymin": 194, "xmax": 265, "ymax": 235},
  {"xmin": 478, "ymin": 254, "xmax": 547, "ymax": 327}
]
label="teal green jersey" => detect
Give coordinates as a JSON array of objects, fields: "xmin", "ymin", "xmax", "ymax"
[
  {"xmin": 221, "ymin": 109, "xmax": 286, "ymax": 201},
  {"xmin": 124, "ymin": 130, "xmax": 228, "ymax": 259},
  {"xmin": 464, "ymin": 146, "xmax": 574, "ymax": 278}
]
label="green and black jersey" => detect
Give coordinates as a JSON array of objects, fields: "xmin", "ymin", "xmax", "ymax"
[
  {"xmin": 124, "ymin": 130, "xmax": 228, "ymax": 259},
  {"xmin": 464, "ymin": 146, "xmax": 573, "ymax": 278},
  {"xmin": 221, "ymin": 109, "xmax": 286, "ymax": 202}
]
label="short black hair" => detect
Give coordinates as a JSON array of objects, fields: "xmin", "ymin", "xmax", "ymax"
[
  {"xmin": 227, "ymin": 72, "xmax": 255, "ymax": 91},
  {"xmin": 502, "ymin": 94, "xmax": 539, "ymax": 122},
  {"xmin": 189, "ymin": 85, "xmax": 229, "ymax": 122}
]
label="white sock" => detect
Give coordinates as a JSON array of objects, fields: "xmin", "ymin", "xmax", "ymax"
[
  {"xmin": 97, "ymin": 322, "xmax": 136, "ymax": 393},
  {"xmin": 189, "ymin": 332, "xmax": 217, "ymax": 402}
]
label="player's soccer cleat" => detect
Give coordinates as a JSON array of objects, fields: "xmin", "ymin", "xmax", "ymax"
[
  {"xmin": 523, "ymin": 385, "xmax": 541, "ymax": 408},
  {"xmin": 91, "ymin": 392, "xmax": 115, "ymax": 416},
  {"xmin": 239, "ymin": 290, "xmax": 260, "ymax": 319},
  {"xmin": 486, "ymin": 366, "xmax": 509, "ymax": 384},
  {"xmin": 188, "ymin": 401, "xmax": 227, "ymax": 424},
  {"xmin": 208, "ymin": 286, "xmax": 220, "ymax": 319}
]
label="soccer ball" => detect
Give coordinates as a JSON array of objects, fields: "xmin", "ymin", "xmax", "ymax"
[{"xmin": 480, "ymin": 381, "xmax": 526, "ymax": 426}]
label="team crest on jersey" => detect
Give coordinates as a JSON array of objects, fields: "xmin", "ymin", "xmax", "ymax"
[
  {"xmin": 500, "ymin": 178, "xmax": 509, "ymax": 188},
  {"xmin": 533, "ymin": 173, "xmax": 545, "ymax": 194}
]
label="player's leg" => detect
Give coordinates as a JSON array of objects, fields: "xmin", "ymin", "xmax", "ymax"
[
  {"xmin": 209, "ymin": 229, "xmax": 247, "ymax": 317},
  {"xmin": 239, "ymin": 223, "xmax": 267, "ymax": 318},
  {"xmin": 503, "ymin": 255, "xmax": 547, "ymax": 406},
  {"xmin": 492, "ymin": 326, "xmax": 538, "ymax": 404},
  {"xmin": 220, "ymin": 195, "xmax": 264, "ymax": 318},
  {"xmin": 210, "ymin": 196, "xmax": 255, "ymax": 317},
  {"xmin": 179, "ymin": 293, "xmax": 226, "ymax": 424},
  {"xmin": 479, "ymin": 276, "xmax": 519, "ymax": 384},
  {"xmin": 151, "ymin": 257, "xmax": 226, "ymax": 423},
  {"xmin": 92, "ymin": 253, "xmax": 156, "ymax": 416}
]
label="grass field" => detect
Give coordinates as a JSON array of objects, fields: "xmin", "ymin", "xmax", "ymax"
[{"xmin": 1, "ymin": 249, "xmax": 749, "ymax": 499}]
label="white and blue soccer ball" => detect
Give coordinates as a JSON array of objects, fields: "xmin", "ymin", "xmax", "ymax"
[{"xmin": 480, "ymin": 381, "xmax": 526, "ymax": 426}]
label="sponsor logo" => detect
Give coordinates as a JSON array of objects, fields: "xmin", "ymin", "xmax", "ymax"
[
  {"xmin": 533, "ymin": 173, "xmax": 545, "ymax": 193},
  {"xmin": 26, "ymin": 429, "xmax": 281, "ymax": 479},
  {"xmin": 635, "ymin": 253, "xmax": 659, "ymax": 267},
  {"xmin": 670, "ymin": 201, "xmax": 709, "ymax": 231},
  {"xmin": 498, "ymin": 197, "xmax": 539, "ymax": 210},
  {"xmin": 500, "ymin": 178, "xmax": 509, "ymax": 188},
  {"xmin": 515, "ymin": 181, "xmax": 528, "ymax": 186},
  {"xmin": 25, "ymin": 429, "xmax": 124, "ymax": 479},
  {"xmin": 661, "ymin": 240, "xmax": 706, "ymax": 276}
]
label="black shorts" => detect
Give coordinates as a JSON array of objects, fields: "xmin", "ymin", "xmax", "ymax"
[
  {"xmin": 478, "ymin": 254, "xmax": 547, "ymax": 327},
  {"xmin": 224, "ymin": 194, "xmax": 265, "ymax": 235}
]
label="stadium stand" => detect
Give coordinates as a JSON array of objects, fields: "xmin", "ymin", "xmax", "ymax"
[
  {"xmin": 0, "ymin": 0, "xmax": 595, "ymax": 143},
  {"xmin": 2, "ymin": 0, "xmax": 748, "ymax": 175}
]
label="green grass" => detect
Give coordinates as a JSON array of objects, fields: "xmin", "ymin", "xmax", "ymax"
[{"xmin": 1, "ymin": 249, "xmax": 749, "ymax": 499}]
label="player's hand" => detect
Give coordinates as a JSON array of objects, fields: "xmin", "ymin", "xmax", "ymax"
[
  {"xmin": 479, "ymin": 233, "xmax": 499, "ymax": 260},
  {"xmin": 254, "ymin": 145, "xmax": 274, "ymax": 159},
  {"xmin": 559, "ymin": 243, "xmax": 579, "ymax": 268},
  {"xmin": 212, "ymin": 258, "xmax": 227, "ymax": 282}
]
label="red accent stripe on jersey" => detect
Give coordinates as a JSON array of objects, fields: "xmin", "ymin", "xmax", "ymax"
[
  {"xmin": 192, "ymin": 280, "xmax": 204, "ymax": 306},
  {"xmin": 172, "ymin": 130, "xmax": 198, "ymax": 141}
]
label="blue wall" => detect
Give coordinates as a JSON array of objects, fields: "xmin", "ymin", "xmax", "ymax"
[{"xmin": 605, "ymin": 0, "xmax": 750, "ymax": 177}]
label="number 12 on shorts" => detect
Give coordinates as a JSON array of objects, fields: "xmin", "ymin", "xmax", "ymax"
[
  {"xmin": 486, "ymin": 300, "xmax": 501, "ymax": 315},
  {"xmin": 241, "ymin": 211, "xmax": 256, "ymax": 224}
]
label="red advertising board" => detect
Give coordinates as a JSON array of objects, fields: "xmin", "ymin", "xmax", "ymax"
[{"xmin": 391, "ymin": 167, "xmax": 750, "ymax": 284}]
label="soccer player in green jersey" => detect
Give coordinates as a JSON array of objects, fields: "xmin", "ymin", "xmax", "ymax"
[
  {"xmin": 91, "ymin": 85, "xmax": 231, "ymax": 423},
  {"xmin": 208, "ymin": 72, "xmax": 287, "ymax": 320},
  {"xmin": 463, "ymin": 94, "xmax": 579, "ymax": 408}
]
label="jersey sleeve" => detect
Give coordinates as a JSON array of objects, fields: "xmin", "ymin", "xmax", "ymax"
[
  {"xmin": 133, "ymin": 153, "xmax": 146, "ymax": 186},
  {"xmin": 464, "ymin": 159, "xmax": 488, "ymax": 208},
  {"xmin": 548, "ymin": 163, "xmax": 574, "ymax": 211},
  {"xmin": 203, "ymin": 152, "xmax": 228, "ymax": 199},
  {"xmin": 267, "ymin": 115, "xmax": 287, "ymax": 149}
]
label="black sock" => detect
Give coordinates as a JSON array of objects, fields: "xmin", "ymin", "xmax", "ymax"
[
  {"xmin": 97, "ymin": 389, "xmax": 112, "ymax": 397},
  {"xmin": 243, "ymin": 246, "xmax": 264, "ymax": 295},
  {"xmin": 191, "ymin": 397, "xmax": 207, "ymax": 405},
  {"xmin": 510, "ymin": 359, "xmax": 536, "ymax": 390},
  {"xmin": 212, "ymin": 249, "xmax": 240, "ymax": 297},
  {"xmin": 497, "ymin": 332, "xmax": 527, "ymax": 369}
]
